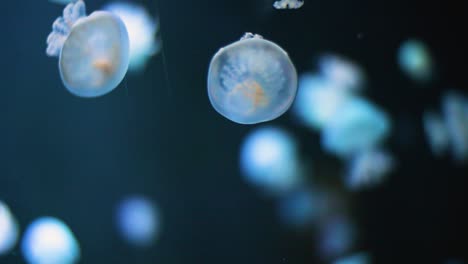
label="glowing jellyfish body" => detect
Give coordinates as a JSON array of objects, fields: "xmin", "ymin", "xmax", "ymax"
[
  {"xmin": 423, "ymin": 111, "xmax": 450, "ymax": 156},
  {"xmin": 240, "ymin": 126, "xmax": 303, "ymax": 194},
  {"xmin": 398, "ymin": 39, "xmax": 433, "ymax": 82},
  {"xmin": 21, "ymin": 217, "xmax": 80, "ymax": 264},
  {"xmin": 318, "ymin": 54, "xmax": 365, "ymax": 92},
  {"xmin": 321, "ymin": 97, "xmax": 391, "ymax": 157},
  {"xmin": 208, "ymin": 33, "xmax": 298, "ymax": 124},
  {"xmin": 292, "ymin": 73, "xmax": 351, "ymax": 130},
  {"xmin": 273, "ymin": 0, "xmax": 304, "ymax": 9},
  {"xmin": 103, "ymin": 2, "xmax": 160, "ymax": 72},
  {"xmin": 345, "ymin": 149, "xmax": 395, "ymax": 190},
  {"xmin": 0, "ymin": 201, "xmax": 19, "ymax": 255},
  {"xmin": 442, "ymin": 92, "xmax": 468, "ymax": 162},
  {"xmin": 46, "ymin": 0, "xmax": 129, "ymax": 97},
  {"xmin": 116, "ymin": 196, "xmax": 160, "ymax": 247}
]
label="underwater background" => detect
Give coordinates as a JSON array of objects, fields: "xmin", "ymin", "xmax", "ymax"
[{"xmin": 1, "ymin": 0, "xmax": 467, "ymax": 263}]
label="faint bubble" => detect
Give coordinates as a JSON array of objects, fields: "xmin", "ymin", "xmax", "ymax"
[
  {"xmin": 0, "ymin": 201, "xmax": 19, "ymax": 256},
  {"xmin": 21, "ymin": 217, "xmax": 80, "ymax": 264},
  {"xmin": 116, "ymin": 195, "xmax": 161, "ymax": 247}
]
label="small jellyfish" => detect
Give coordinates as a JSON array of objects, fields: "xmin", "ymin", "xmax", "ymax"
[
  {"xmin": 240, "ymin": 126, "xmax": 303, "ymax": 194},
  {"xmin": 273, "ymin": 0, "xmax": 304, "ymax": 9},
  {"xmin": 423, "ymin": 110, "xmax": 450, "ymax": 157},
  {"xmin": 292, "ymin": 73, "xmax": 351, "ymax": 130},
  {"xmin": 0, "ymin": 201, "xmax": 19, "ymax": 256},
  {"xmin": 46, "ymin": 0, "xmax": 130, "ymax": 97},
  {"xmin": 116, "ymin": 196, "xmax": 161, "ymax": 247},
  {"xmin": 321, "ymin": 97, "xmax": 391, "ymax": 157},
  {"xmin": 345, "ymin": 149, "xmax": 395, "ymax": 190},
  {"xmin": 317, "ymin": 214, "xmax": 357, "ymax": 259},
  {"xmin": 208, "ymin": 33, "xmax": 298, "ymax": 124},
  {"xmin": 103, "ymin": 2, "xmax": 161, "ymax": 72},
  {"xmin": 318, "ymin": 54, "xmax": 365, "ymax": 92},
  {"xmin": 442, "ymin": 91, "xmax": 468, "ymax": 162},
  {"xmin": 21, "ymin": 217, "xmax": 80, "ymax": 264},
  {"xmin": 398, "ymin": 39, "xmax": 433, "ymax": 83}
]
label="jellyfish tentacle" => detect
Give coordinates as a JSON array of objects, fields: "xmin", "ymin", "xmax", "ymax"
[{"xmin": 46, "ymin": 0, "xmax": 87, "ymax": 57}]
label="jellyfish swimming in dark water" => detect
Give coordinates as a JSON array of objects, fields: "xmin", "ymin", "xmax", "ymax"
[
  {"xmin": 208, "ymin": 33, "xmax": 298, "ymax": 124},
  {"xmin": 46, "ymin": 0, "xmax": 129, "ymax": 97}
]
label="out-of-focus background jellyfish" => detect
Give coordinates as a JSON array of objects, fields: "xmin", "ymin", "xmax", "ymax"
[
  {"xmin": 423, "ymin": 111, "xmax": 450, "ymax": 157},
  {"xmin": 344, "ymin": 149, "xmax": 395, "ymax": 190},
  {"xmin": 103, "ymin": 2, "xmax": 161, "ymax": 72},
  {"xmin": 321, "ymin": 97, "xmax": 391, "ymax": 158},
  {"xmin": 333, "ymin": 252, "xmax": 371, "ymax": 264},
  {"xmin": 48, "ymin": 0, "xmax": 73, "ymax": 4},
  {"xmin": 46, "ymin": 0, "xmax": 129, "ymax": 97},
  {"xmin": 21, "ymin": 217, "xmax": 80, "ymax": 264},
  {"xmin": 316, "ymin": 213, "xmax": 357, "ymax": 259},
  {"xmin": 318, "ymin": 54, "xmax": 365, "ymax": 92},
  {"xmin": 207, "ymin": 33, "xmax": 298, "ymax": 124},
  {"xmin": 116, "ymin": 196, "xmax": 161, "ymax": 247},
  {"xmin": 239, "ymin": 126, "xmax": 304, "ymax": 195},
  {"xmin": 273, "ymin": 0, "xmax": 304, "ymax": 9},
  {"xmin": 0, "ymin": 201, "xmax": 19, "ymax": 256},
  {"xmin": 398, "ymin": 39, "xmax": 433, "ymax": 83}
]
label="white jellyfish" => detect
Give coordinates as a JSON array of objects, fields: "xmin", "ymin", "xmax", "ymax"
[
  {"xmin": 103, "ymin": 2, "xmax": 161, "ymax": 72},
  {"xmin": 46, "ymin": 0, "xmax": 130, "ymax": 97},
  {"xmin": 0, "ymin": 201, "xmax": 19, "ymax": 256},
  {"xmin": 273, "ymin": 0, "xmax": 304, "ymax": 9},
  {"xmin": 398, "ymin": 39, "xmax": 433, "ymax": 83},
  {"xmin": 318, "ymin": 54, "xmax": 365, "ymax": 92},
  {"xmin": 21, "ymin": 217, "xmax": 80, "ymax": 264},
  {"xmin": 240, "ymin": 126, "xmax": 303, "ymax": 194},
  {"xmin": 116, "ymin": 196, "xmax": 161, "ymax": 247},
  {"xmin": 208, "ymin": 33, "xmax": 298, "ymax": 124},
  {"xmin": 321, "ymin": 97, "xmax": 391, "ymax": 157}
]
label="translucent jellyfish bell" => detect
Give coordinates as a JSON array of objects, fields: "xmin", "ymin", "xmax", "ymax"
[
  {"xmin": 116, "ymin": 196, "xmax": 161, "ymax": 247},
  {"xmin": 398, "ymin": 39, "xmax": 433, "ymax": 83},
  {"xmin": 423, "ymin": 111, "xmax": 450, "ymax": 157},
  {"xmin": 273, "ymin": 0, "xmax": 305, "ymax": 9},
  {"xmin": 208, "ymin": 33, "xmax": 298, "ymax": 124},
  {"xmin": 46, "ymin": 0, "xmax": 130, "ymax": 97},
  {"xmin": 103, "ymin": 2, "xmax": 161, "ymax": 72},
  {"xmin": 0, "ymin": 201, "xmax": 19, "ymax": 256},
  {"xmin": 21, "ymin": 217, "xmax": 80, "ymax": 264}
]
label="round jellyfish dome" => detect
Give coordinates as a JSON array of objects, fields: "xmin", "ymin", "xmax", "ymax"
[
  {"xmin": 207, "ymin": 33, "xmax": 298, "ymax": 124},
  {"xmin": 60, "ymin": 11, "xmax": 129, "ymax": 97}
]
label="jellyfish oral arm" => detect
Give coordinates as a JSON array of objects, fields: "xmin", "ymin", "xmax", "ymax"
[{"xmin": 46, "ymin": 0, "xmax": 87, "ymax": 57}]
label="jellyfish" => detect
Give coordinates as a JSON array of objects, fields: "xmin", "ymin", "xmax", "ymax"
[
  {"xmin": 103, "ymin": 2, "xmax": 161, "ymax": 72},
  {"xmin": 0, "ymin": 201, "xmax": 19, "ymax": 256},
  {"xmin": 21, "ymin": 217, "xmax": 80, "ymax": 264},
  {"xmin": 442, "ymin": 91, "xmax": 468, "ymax": 162},
  {"xmin": 398, "ymin": 39, "xmax": 433, "ymax": 83},
  {"xmin": 292, "ymin": 73, "xmax": 351, "ymax": 130},
  {"xmin": 318, "ymin": 54, "xmax": 365, "ymax": 92},
  {"xmin": 46, "ymin": 0, "xmax": 130, "ymax": 97},
  {"xmin": 273, "ymin": 0, "xmax": 304, "ymax": 9},
  {"xmin": 345, "ymin": 149, "xmax": 395, "ymax": 190},
  {"xmin": 321, "ymin": 97, "xmax": 391, "ymax": 157},
  {"xmin": 317, "ymin": 214, "xmax": 357, "ymax": 259},
  {"xmin": 116, "ymin": 196, "xmax": 161, "ymax": 247},
  {"xmin": 208, "ymin": 33, "xmax": 298, "ymax": 124},
  {"xmin": 239, "ymin": 126, "xmax": 303, "ymax": 194},
  {"xmin": 423, "ymin": 110, "xmax": 450, "ymax": 157},
  {"xmin": 333, "ymin": 252, "xmax": 371, "ymax": 264}
]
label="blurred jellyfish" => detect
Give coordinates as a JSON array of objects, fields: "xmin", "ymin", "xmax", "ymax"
[
  {"xmin": 46, "ymin": 0, "xmax": 130, "ymax": 97},
  {"xmin": 333, "ymin": 252, "xmax": 371, "ymax": 264},
  {"xmin": 21, "ymin": 217, "xmax": 80, "ymax": 264},
  {"xmin": 103, "ymin": 2, "xmax": 161, "ymax": 72},
  {"xmin": 0, "ymin": 201, "xmax": 19, "ymax": 255},
  {"xmin": 345, "ymin": 149, "xmax": 395, "ymax": 190},
  {"xmin": 116, "ymin": 196, "xmax": 160, "ymax": 247},
  {"xmin": 321, "ymin": 97, "xmax": 391, "ymax": 157},
  {"xmin": 208, "ymin": 33, "xmax": 298, "ymax": 124},
  {"xmin": 318, "ymin": 54, "xmax": 365, "ymax": 92},
  {"xmin": 292, "ymin": 73, "xmax": 351, "ymax": 130},
  {"xmin": 273, "ymin": 0, "xmax": 304, "ymax": 9},
  {"xmin": 398, "ymin": 39, "xmax": 433, "ymax": 82},
  {"xmin": 240, "ymin": 126, "xmax": 303, "ymax": 194},
  {"xmin": 317, "ymin": 214, "xmax": 357, "ymax": 259},
  {"xmin": 423, "ymin": 111, "xmax": 450, "ymax": 157},
  {"xmin": 442, "ymin": 91, "xmax": 468, "ymax": 162},
  {"xmin": 277, "ymin": 187, "xmax": 317, "ymax": 229}
]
